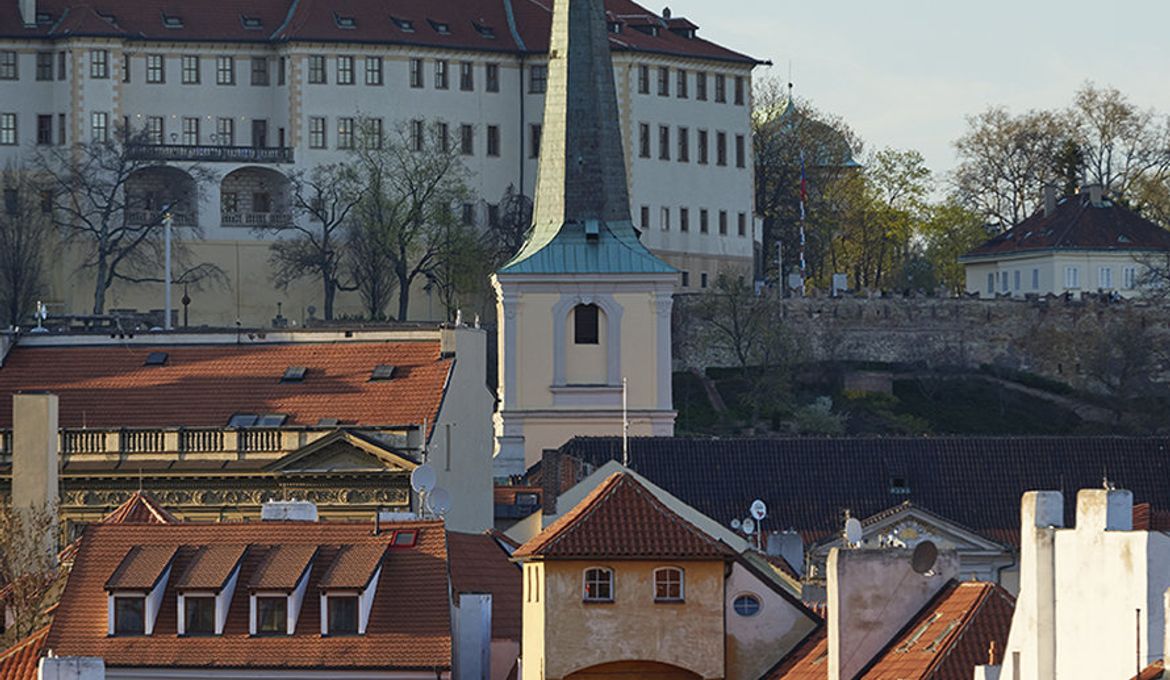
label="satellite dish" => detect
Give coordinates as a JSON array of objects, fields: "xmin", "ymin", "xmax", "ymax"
[
  {"xmin": 410, "ymin": 464, "xmax": 436, "ymax": 493},
  {"xmin": 844, "ymin": 517, "xmax": 863, "ymax": 545},
  {"xmin": 911, "ymin": 540, "xmax": 939, "ymax": 575},
  {"xmin": 742, "ymin": 518, "xmax": 756, "ymax": 535},
  {"xmin": 730, "ymin": 518, "xmax": 742, "ymax": 530},
  {"xmin": 427, "ymin": 487, "xmax": 452, "ymax": 516},
  {"xmin": 750, "ymin": 499, "xmax": 767, "ymax": 521}
]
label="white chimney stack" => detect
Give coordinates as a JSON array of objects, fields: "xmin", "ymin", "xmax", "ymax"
[
  {"xmin": 19, "ymin": 0, "xmax": 36, "ymax": 27},
  {"xmin": 260, "ymin": 499, "xmax": 318, "ymax": 521},
  {"xmin": 1043, "ymin": 185, "xmax": 1057, "ymax": 217},
  {"xmin": 12, "ymin": 392, "xmax": 60, "ymax": 562}
]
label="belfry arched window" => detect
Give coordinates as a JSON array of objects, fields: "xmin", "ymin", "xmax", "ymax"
[{"xmin": 573, "ymin": 304, "xmax": 599, "ymax": 344}]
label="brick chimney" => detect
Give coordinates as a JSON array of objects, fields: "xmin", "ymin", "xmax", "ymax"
[
  {"xmin": 19, "ymin": 0, "xmax": 36, "ymax": 27},
  {"xmin": 540, "ymin": 448, "xmax": 561, "ymax": 515},
  {"xmin": 12, "ymin": 392, "xmax": 60, "ymax": 561}
]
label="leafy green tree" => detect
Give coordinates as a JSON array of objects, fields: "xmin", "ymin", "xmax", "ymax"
[{"xmin": 920, "ymin": 201, "xmax": 990, "ymax": 293}]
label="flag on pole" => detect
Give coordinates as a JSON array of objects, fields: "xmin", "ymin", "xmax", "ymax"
[{"xmin": 799, "ymin": 151, "xmax": 808, "ymax": 220}]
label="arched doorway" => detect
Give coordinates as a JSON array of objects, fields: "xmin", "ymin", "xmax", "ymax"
[
  {"xmin": 220, "ymin": 166, "xmax": 291, "ymax": 228},
  {"xmin": 565, "ymin": 660, "xmax": 703, "ymax": 680},
  {"xmin": 125, "ymin": 166, "xmax": 198, "ymax": 226}
]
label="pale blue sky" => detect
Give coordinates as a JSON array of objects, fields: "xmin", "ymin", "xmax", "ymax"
[{"xmin": 667, "ymin": 0, "xmax": 1170, "ymax": 184}]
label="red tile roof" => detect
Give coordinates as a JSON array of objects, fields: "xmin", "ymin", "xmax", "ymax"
[
  {"xmin": 248, "ymin": 544, "xmax": 318, "ymax": 591},
  {"xmin": 100, "ymin": 491, "xmax": 179, "ymax": 525},
  {"xmin": 0, "ymin": 0, "xmax": 758, "ymax": 64},
  {"xmin": 104, "ymin": 545, "xmax": 178, "ymax": 591},
  {"xmin": 447, "ymin": 532, "xmax": 522, "ymax": 640},
  {"xmin": 1133, "ymin": 660, "xmax": 1165, "ymax": 680},
  {"xmin": 0, "ymin": 341, "xmax": 451, "ymax": 429},
  {"xmin": 963, "ymin": 194, "xmax": 1170, "ymax": 259},
  {"xmin": 47, "ymin": 521, "xmax": 452, "ymax": 670},
  {"xmin": 0, "ymin": 626, "xmax": 49, "ymax": 680},
  {"xmin": 318, "ymin": 544, "xmax": 387, "ymax": 590},
  {"xmin": 173, "ymin": 545, "xmax": 248, "ymax": 591},
  {"xmin": 767, "ymin": 627, "xmax": 828, "ymax": 679},
  {"xmin": 513, "ymin": 472, "xmax": 737, "ymax": 560}
]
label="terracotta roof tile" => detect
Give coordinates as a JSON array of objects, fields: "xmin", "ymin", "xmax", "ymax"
[
  {"xmin": 768, "ymin": 627, "xmax": 828, "ymax": 679},
  {"xmin": 105, "ymin": 545, "xmax": 178, "ymax": 591},
  {"xmin": 963, "ymin": 195, "xmax": 1170, "ymax": 259},
  {"xmin": 0, "ymin": 341, "xmax": 451, "ymax": 429},
  {"xmin": 173, "ymin": 545, "xmax": 247, "ymax": 591},
  {"xmin": 47, "ymin": 521, "xmax": 451, "ymax": 670},
  {"xmin": 1134, "ymin": 659, "xmax": 1166, "ymax": 680},
  {"xmin": 100, "ymin": 491, "xmax": 179, "ymax": 525},
  {"xmin": 513, "ymin": 472, "xmax": 736, "ymax": 560},
  {"xmin": 248, "ymin": 544, "xmax": 318, "ymax": 591},
  {"xmin": 0, "ymin": 626, "xmax": 49, "ymax": 680},
  {"xmin": 318, "ymin": 544, "xmax": 387, "ymax": 590},
  {"xmin": 447, "ymin": 532, "xmax": 521, "ymax": 640}
]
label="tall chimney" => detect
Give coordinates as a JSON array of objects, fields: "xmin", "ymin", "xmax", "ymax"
[
  {"xmin": 1043, "ymin": 185, "xmax": 1057, "ymax": 217},
  {"xmin": 19, "ymin": 0, "xmax": 36, "ymax": 27},
  {"xmin": 12, "ymin": 392, "xmax": 60, "ymax": 561},
  {"xmin": 1087, "ymin": 183, "xmax": 1104, "ymax": 207}
]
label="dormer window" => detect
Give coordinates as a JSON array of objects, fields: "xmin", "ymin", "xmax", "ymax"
[
  {"xmin": 161, "ymin": 13, "xmax": 183, "ymax": 29},
  {"xmin": 473, "ymin": 22, "xmax": 495, "ymax": 38},
  {"xmin": 248, "ymin": 544, "xmax": 316, "ymax": 637},
  {"xmin": 256, "ymin": 596, "xmax": 288, "ymax": 635},
  {"xmin": 327, "ymin": 595, "xmax": 359, "ymax": 635},
  {"xmin": 608, "ymin": 21, "xmax": 622, "ymax": 34},
  {"xmin": 36, "ymin": 12, "xmax": 53, "ymax": 24},
  {"xmin": 318, "ymin": 544, "xmax": 386, "ymax": 636},
  {"xmin": 334, "ymin": 13, "xmax": 356, "ymax": 29},
  {"xmin": 113, "ymin": 596, "xmax": 146, "ymax": 635},
  {"xmin": 391, "ymin": 16, "xmax": 414, "ymax": 32},
  {"xmin": 240, "ymin": 15, "xmax": 262, "ymax": 30},
  {"xmin": 428, "ymin": 19, "xmax": 450, "ymax": 34},
  {"xmin": 184, "ymin": 596, "xmax": 215, "ymax": 635}
]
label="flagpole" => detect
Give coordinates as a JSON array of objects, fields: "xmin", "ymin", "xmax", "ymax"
[{"xmin": 799, "ymin": 151, "xmax": 808, "ymax": 296}]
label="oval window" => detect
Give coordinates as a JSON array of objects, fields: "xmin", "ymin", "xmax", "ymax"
[{"xmin": 733, "ymin": 594, "xmax": 761, "ymax": 617}]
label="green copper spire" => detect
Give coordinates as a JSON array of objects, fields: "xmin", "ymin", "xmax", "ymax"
[{"xmin": 499, "ymin": 0, "xmax": 674, "ymax": 275}]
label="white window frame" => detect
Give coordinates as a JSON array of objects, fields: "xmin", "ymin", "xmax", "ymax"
[
  {"xmin": 1123, "ymin": 266, "xmax": 1137, "ymax": 290},
  {"xmin": 1064, "ymin": 266, "xmax": 1080, "ymax": 289},
  {"xmin": 1098, "ymin": 266, "xmax": 1113, "ymax": 290},
  {"xmin": 653, "ymin": 567, "xmax": 684, "ymax": 603},
  {"xmin": 582, "ymin": 567, "xmax": 614, "ymax": 603}
]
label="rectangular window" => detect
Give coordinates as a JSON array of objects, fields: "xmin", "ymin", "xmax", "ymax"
[
  {"xmin": 364, "ymin": 56, "xmax": 382, "ymax": 85},
  {"xmin": 719, "ymin": 210, "xmax": 728, "ymax": 235},
  {"xmin": 278, "ymin": 57, "xmax": 286, "ymax": 85},
  {"xmin": 216, "ymin": 117, "xmax": 235, "ymax": 146},
  {"xmin": 90, "ymin": 111, "xmax": 108, "ymax": 142},
  {"xmin": 433, "ymin": 121, "xmax": 447, "ymax": 152},
  {"xmin": 738, "ymin": 212, "xmax": 747, "ymax": 236},
  {"xmin": 715, "ymin": 74, "xmax": 727, "ymax": 102},
  {"xmin": 36, "ymin": 115, "xmax": 52, "ymax": 145},
  {"xmin": 676, "ymin": 68, "xmax": 688, "ymax": 98},
  {"xmin": 114, "ymin": 596, "xmax": 145, "ymax": 635},
  {"xmin": 461, "ymin": 203, "xmax": 475, "ymax": 226},
  {"xmin": 640, "ymin": 205, "xmax": 650, "ymax": 230},
  {"xmin": 184, "ymin": 596, "xmax": 215, "ymax": 636},
  {"xmin": 222, "ymin": 191, "xmax": 239, "ymax": 214},
  {"xmin": 987, "ymin": 272, "xmax": 995, "ymax": 295},
  {"xmin": 460, "ymin": 124, "xmax": 473, "ymax": 155},
  {"xmin": 1001, "ymin": 271, "xmax": 1009, "ymax": 293},
  {"xmin": 181, "ymin": 55, "xmax": 199, "ymax": 84},
  {"xmin": 1099, "ymin": 266, "xmax": 1113, "ymax": 289},
  {"xmin": 487, "ymin": 125, "xmax": 500, "ymax": 156},
  {"xmin": 701, "ymin": 272, "xmax": 709, "ymax": 288},
  {"xmin": 488, "ymin": 203, "xmax": 500, "ymax": 227},
  {"xmin": 251, "ymin": 57, "xmax": 269, "ymax": 86},
  {"xmin": 1013, "ymin": 269, "xmax": 1021, "ymax": 291},
  {"xmin": 253, "ymin": 191, "xmax": 271, "ymax": 213},
  {"xmin": 369, "ymin": 117, "xmax": 385, "ymax": 149},
  {"xmin": 336, "ymin": 55, "xmax": 354, "ymax": 85},
  {"xmin": 657, "ymin": 66, "xmax": 669, "ymax": 96},
  {"xmin": 485, "ymin": 63, "xmax": 499, "ymax": 92},
  {"xmin": 734, "ymin": 75, "xmax": 745, "ymax": 105},
  {"xmin": 216, "ymin": 56, "xmax": 235, "ymax": 85},
  {"xmin": 146, "ymin": 54, "xmax": 165, "ymax": 83},
  {"xmin": 716, "ymin": 131, "xmax": 727, "ymax": 166},
  {"xmin": 681, "ymin": 271, "xmax": 690, "ymax": 287},
  {"xmin": 1032, "ymin": 268, "xmax": 1040, "ymax": 290},
  {"xmin": 409, "ymin": 58, "xmax": 423, "ymax": 88},
  {"xmin": 182, "ymin": 117, "xmax": 199, "ymax": 145},
  {"xmin": 434, "ymin": 59, "xmax": 448, "ymax": 89},
  {"xmin": 308, "ymin": 55, "xmax": 326, "ymax": 84},
  {"xmin": 638, "ymin": 123, "xmax": 651, "ymax": 159},
  {"xmin": 410, "ymin": 119, "xmax": 424, "ymax": 152},
  {"xmin": 0, "ymin": 113, "xmax": 16, "ymax": 145},
  {"xmin": 122, "ymin": 54, "xmax": 130, "ymax": 82},
  {"xmin": 698, "ymin": 130, "xmax": 709, "ymax": 165},
  {"xmin": 660, "ymin": 206, "xmax": 670, "ymax": 231},
  {"xmin": 658, "ymin": 125, "xmax": 670, "ymax": 160},
  {"xmin": 337, "ymin": 117, "xmax": 354, "ymax": 149},
  {"xmin": 699, "ymin": 208, "xmax": 709, "ymax": 233},
  {"xmin": 1064, "ymin": 266, "xmax": 1080, "ymax": 289},
  {"xmin": 36, "ymin": 52, "xmax": 52, "ymax": 81},
  {"xmin": 459, "ymin": 61, "xmax": 474, "ymax": 91},
  {"xmin": 57, "ymin": 113, "xmax": 65, "ymax": 146},
  {"xmin": 529, "ymin": 123, "xmax": 542, "ymax": 158},
  {"xmin": 1123, "ymin": 266, "xmax": 1137, "ymax": 290},
  {"xmin": 529, "ymin": 64, "xmax": 547, "ymax": 93},
  {"xmin": 735, "ymin": 134, "xmax": 746, "ymax": 168},
  {"xmin": 696, "ymin": 71, "xmax": 707, "ymax": 100},
  {"xmin": 0, "ymin": 51, "xmax": 16, "ymax": 80},
  {"xmin": 57, "ymin": 51, "xmax": 65, "ymax": 80},
  {"xmin": 256, "ymin": 597, "xmax": 287, "ymax": 635},
  {"xmin": 90, "ymin": 50, "xmax": 109, "ymax": 79},
  {"xmin": 574, "ymin": 305, "xmax": 599, "ymax": 345},
  {"xmin": 680, "ymin": 207, "xmax": 689, "ymax": 232},
  {"xmin": 637, "ymin": 64, "xmax": 649, "ymax": 94},
  {"xmin": 654, "ymin": 569, "xmax": 683, "ymax": 602},
  {"xmin": 677, "ymin": 127, "xmax": 689, "ymax": 162},
  {"xmin": 327, "ymin": 596, "xmax": 359, "ymax": 636},
  {"xmin": 145, "ymin": 116, "xmax": 163, "ymax": 145}
]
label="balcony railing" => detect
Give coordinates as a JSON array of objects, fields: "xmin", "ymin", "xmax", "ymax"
[
  {"xmin": 124, "ymin": 210, "xmax": 197, "ymax": 227},
  {"xmin": 222, "ymin": 211, "xmax": 293, "ymax": 228},
  {"xmin": 126, "ymin": 144, "xmax": 294, "ymax": 164}
]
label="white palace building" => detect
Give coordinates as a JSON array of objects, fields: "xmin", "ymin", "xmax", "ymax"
[{"xmin": 0, "ymin": 0, "xmax": 762, "ymax": 326}]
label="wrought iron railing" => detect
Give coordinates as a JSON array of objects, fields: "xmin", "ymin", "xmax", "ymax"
[
  {"xmin": 126, "ymin": 144, "xmax": 294, "ymax": 164},
  {"xmin": 124, "ymin": 210, "xmax": 197, "ymax": 227},
  {"xmin": 221, "ymin": 211, "xmax": 293, "ymax": 227}
]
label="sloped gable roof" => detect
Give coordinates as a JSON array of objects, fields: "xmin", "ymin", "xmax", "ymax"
[
  {"xmin": 447, "ymin": 531, "xmax": 522, "ymax": 640},
  {"xmin": 513, "ymin": 472, "xmax": 735, "ymax": 560},
  {"xmin": 100, "ymin": 490, "xmax": 179, "ymax": 525},
  {"xmin": 264, "ymin": 429, "xmax": 420, "ymax": 473},
  {"xmin": 0, "ymin": 626, "xmax": 49, "ymax": 680}
]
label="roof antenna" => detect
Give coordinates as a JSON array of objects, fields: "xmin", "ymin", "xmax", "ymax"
[{"xmin": 787, "ymin": 59, "xmax": 794, "ymax": 100}]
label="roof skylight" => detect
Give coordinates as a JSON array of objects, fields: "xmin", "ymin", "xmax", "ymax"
[
  {"xmin": 428, "ymin": 19, "xmax": 451, "ymax": 35},
  {"xmin": 473, "ymin": 22, "xmax": 496, "ymax": 38},
  {"xmin": 370, "ymin": 364, "xmax": 396, "ymax": 381},
  {"xmin": 240, "ymin": 15, "xmax": 263, "ymax": 29},
  {"xmin": 161, "ymin": 13, "xmax": 183, "ymax": 28},
  {"xmin": 391, "ymin": 16, "xmax": 414, "ymax": 32},
  {"xmin": 144, "ymin": 351, "xmax": 169, "ymax": 366},
  {"xmin": 281, "ymin": 366, "xmax": 307, "ymax": 382},
  {"xmin": 334, "ymin": 12, "xmax": 356, "ymax": 29}
]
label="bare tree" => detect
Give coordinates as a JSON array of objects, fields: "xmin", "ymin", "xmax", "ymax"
[
  {"xmin": 1070, "ymin": 83, "xmax": 1170, "ymax": 205},
  {"xmin": 33, "ymin": 125, "xmax": 220, "ymax": 315},
  {"xmin": 488, "ymin": 184, "xmax": 533, "ymax": 265},
  {"xmin": 0, "ymin": 167, "xmax": 49, "ymax": 328},
  {"xmin": 346, "ymin": 219, "xmax": 397, "ymax": 321},
  {"xmin": 349, "ymin": 120, "xmax": 470, "ymax": 321},
  {"xmin": 263, "ymin": 163, "xmax": 362, "ymax": 320},
  {"xmin": 0, "ymin": 502, "xmax": 59, "ymax": 643}
]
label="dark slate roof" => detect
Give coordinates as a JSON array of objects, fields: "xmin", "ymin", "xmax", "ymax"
[
  {"xmin": 557, "ymin": 436, "xmax": 1170, "ymax": 547},
  {"xmin": 962, "ymin": 194, "xmax": 1170, "ymax": 259}
]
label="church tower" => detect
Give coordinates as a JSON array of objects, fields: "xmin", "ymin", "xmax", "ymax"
[{"xmin": 492, "ymin": 0, "xmax": 677, "ymax": 475}]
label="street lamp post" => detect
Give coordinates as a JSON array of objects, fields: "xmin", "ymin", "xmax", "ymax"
[{"xmin": 163, "ymin": 210, "xmax": 173, "ymax": 331}]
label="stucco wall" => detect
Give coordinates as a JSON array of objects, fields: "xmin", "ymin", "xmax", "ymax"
[
  {"xmin": 964, "ymin": 250, "xmax": 1156, "ymax": 299},
  {"xmin": 535, "ymin": 560, "xmax": 725, "ymax": 680},
  {"xmin": 724, "ymin": 562, "xmax": 815, "ymax": 680}
]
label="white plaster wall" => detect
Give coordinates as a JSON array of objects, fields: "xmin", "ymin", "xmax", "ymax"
[
  {"xmin": 724, "ymin": 562, "xmax": 816, "ymax": 680},
  {"xmin": 964, "ymin": 250, "xmax": 1154, "ymax": 299}
]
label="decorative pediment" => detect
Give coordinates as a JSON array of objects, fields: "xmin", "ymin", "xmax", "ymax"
[
  {"xmin": 812, "ymin": 502, "xmax": 1009, "ymax": 556},
  {"xmin": 266, "ymin": 430, "xmax": 419, "ymax": 474}
]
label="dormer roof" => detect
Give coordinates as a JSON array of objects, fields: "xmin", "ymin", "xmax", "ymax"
[
  {"xmin": 100, "ymin": 490, "xmax": 179, "ymax": 525},
  {"xmin": 173, "ymin": 545, "xmax": 247, "ymax": 592},
  {"xmin": 248, "ymin": 544, "xmax": 317, "ymax": 591},
  {"xmin": 318, "ymin": 544, "xmax": 387, "ymax": 590},
  {"xmin": 105, "ymin": 545, "xmax": 177, "ymax": 591}
]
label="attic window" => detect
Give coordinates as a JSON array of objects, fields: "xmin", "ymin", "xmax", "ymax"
[
  {"xmin": 1118, "ymin": 235, "xmax": 1132, "ymax": 244},
  {"xmin": 36, "ymin": 12, "xmax": 53, "ymax": 24},
  {"xmin": 228, "ymin": 414, "xmax": 258, "ymax": 428},
  {"xmin": 392, "ymin": 530, "xmax": 417, "ymax": 547},
  {"xmin": 281, "ymin": 366, "xmax": 307, "ymax": 382},
  {"xmin": 473, "ymin": 22, "xmax": 495, "ymax": 38},
  {"xmin": 608, "ymin": 21, "xmax": 622, "ymax": 33},
  {"xmin": 370, "ymin": 364, "xmax": 396, "ymax": 381},
  {"xmin": 144, "ymin": 351, "xmax": 169, "ymax": 366},
  {"xmin": 334, "ymin": 12, "xmax": 356, "ymax": 29},
  {"xmin": 240, "ymin": 15, "xmax": 262, "ymax": 29},
  {"xmin": 889, "ymin": 476, "xmax": 911, "ymax": 495},
  {"xmin": 428, "ymin": 19, "xmax": 451, "ymax": 34},
  {"xmin": 255, "ymin": 414, "xmax": 288, "ymax": 427},
  {"xmin": 113, "ymin": 595, "xmax": 146, "ymax": 635},
  {"xmin": 316, "ymin": 417, "xmax": 340, "ymax": 427},
  {"xmin": 161, "ymin": 13, "xmax": 183, "ymax": 28},
  {"xmin": 632, "ymin": 24, "xmax": 659, "ymax": 37},
  {"xmin": 391, "ymin": 16, "xmax": 414, "ymax": 32}
]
